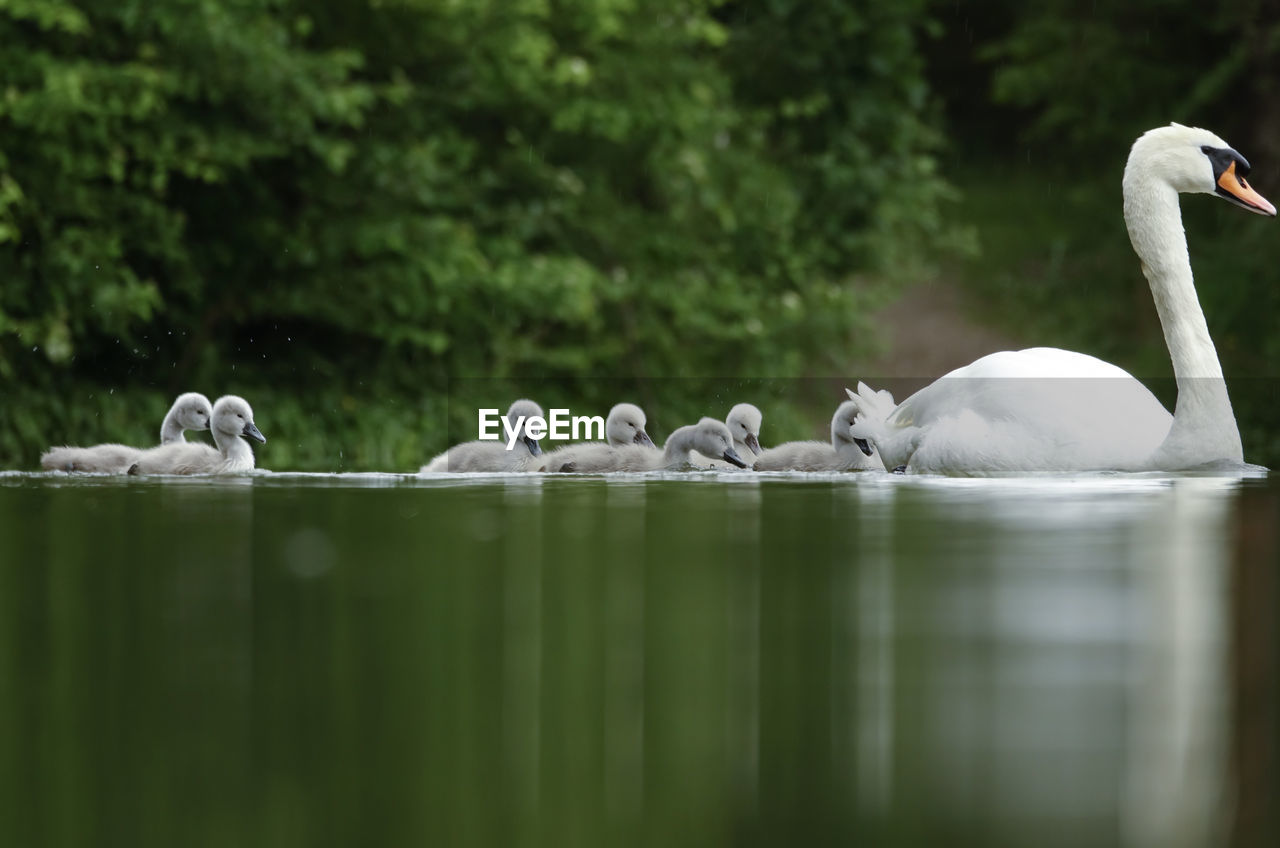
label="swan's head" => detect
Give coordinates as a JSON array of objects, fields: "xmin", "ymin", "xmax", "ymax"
[
  {"xmin": 212, "ymin": 395, "xmax": 266, "ymax": 444},
  {"xmin": 173, "ymin": 392, "xmax": 213, "ymax": 431},
  {"xmin": 1127, "ymin": 123, "xmax": 1275, "ymax": 216},
  {"xmin": 692, "ymin": 417, "xmax": 747, "ymax": 468},
  {"xmin": 505, "ymin": 399, "xmax": 545, "ymax": 456},
  {"xmin": 606, "ymin": 402, "xmax": 654, "ymax": 448},
  {"xmin": 726, "ymin": 403, "xmax": 763, "ymax": 456}
]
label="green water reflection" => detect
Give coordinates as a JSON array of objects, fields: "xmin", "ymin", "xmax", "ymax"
[{"xmin": 0, "ymin": 473, "xmax": 1276, "ymax": 848}]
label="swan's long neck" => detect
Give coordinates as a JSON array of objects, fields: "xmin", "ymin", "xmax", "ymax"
[
  {"xmin": 160, "ymin": 409, "xmax": 187, "ymax": 444},
  {"xmin": 830, "ymin": 416, "xmax": 848, "ymax": 449},
  {"xmin": 1124, "ymin": 175, "xmax": 1242, "ymax": 464},
  {"xmin": 213, "ymin": 428, "xmax": 256, "ymax": 470}
]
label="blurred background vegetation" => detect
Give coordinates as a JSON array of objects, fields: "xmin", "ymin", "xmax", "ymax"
[{"xmin": 2, "ymin": 0, "xmax": 1278, "ymax": 471}]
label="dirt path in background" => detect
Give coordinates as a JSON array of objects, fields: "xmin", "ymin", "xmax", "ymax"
[{"xmin": 843, "ymin": 277, "xmax": 1026, "ymax": 400}]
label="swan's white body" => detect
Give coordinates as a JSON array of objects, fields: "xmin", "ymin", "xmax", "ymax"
[
  {"xmin": 40, "ymin": 392, "xmax": 213, "ymax": 473},
  {"xmin": 554, "ymin": 417, "xmax": 747, "ymax": 472},
  {"xmin": 421, "ymin": 399, "xmax": 545, "ymax": 472},
  {"xmin": 692, "ymin": 403, "xmax": 763, "ymax": 468},
  {"xmin": 129, "ymin": 395, "xmax": 265, "ymax": 475},
  {"xmin": 848, "ymin": 124, "xmax": 1274, "ymax": 475},
  {"xmin": 540, "ymin": 403, "xmax": 653, "ymax": 472},
  {"xmin": 850, "ymin": 350, "xmax": 1175, "ymax": 473},
  {"xmin": 753, "ymin": 401, "xmax": 885, "ymax": 472}
]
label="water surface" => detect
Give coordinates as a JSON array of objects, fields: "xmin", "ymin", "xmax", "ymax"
[{"xmin": 1, "ymin": 471, "xmax": 1276, "ymax": 848}]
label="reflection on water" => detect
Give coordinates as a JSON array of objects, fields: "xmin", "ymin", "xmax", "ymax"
[{"xmin": 0, "ymin": 473, "xmax": 1275, "ymax": 848}]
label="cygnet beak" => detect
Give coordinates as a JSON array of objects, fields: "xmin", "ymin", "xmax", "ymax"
[
  {"xmin": 635, "ymin": 430, "xmax": 655, "ymax": 448},
  {"xmin": 744, "ymin": 432, "xmax": 762, "ymax": 456},
  {"xmin": 243, "ymin": 421, "xmax": 266, "ymax": 444},
  {"xmin": 524, "ymin": 435, "xmax": 542, "ymax": 456},
  {"xmin": 721, "ymin": 447, "xmax": 748, "ymax": 468}
]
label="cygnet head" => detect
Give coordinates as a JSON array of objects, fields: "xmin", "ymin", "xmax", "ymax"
[
  {"xmin": 844, "ymin": 383, "xmax": 895, "ymax": 457},
  {"xmin": 726, "ymin": 403, "xmax": 763, "ymax": 455},
  {"xmin": 606, "ymin": 402, "xmax": 654, "ymax": 447},
  {"xmin": 505, "ymin": 399, "xmax": 544, "ymax": 456},
  {"xmin": 212, "ymin": 395, "xmax": 266, "ymax": 444},
  {"xmin": 692, "ymin": 417, "xmax": 747, "ymax": 468},
  {"xmin": 173, "ymin": 392, "xmax": 213, "ymax": 431},
  {"xmin": 1126, "ymin": 123, "xmax": 1275, "ymax": 215},
  {"xmin": 830, "ymin": 400, "xmax": 864, "ymax": 449}
]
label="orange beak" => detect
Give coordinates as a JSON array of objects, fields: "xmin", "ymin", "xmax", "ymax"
[{"xmin": 1217, "ymin": 161, "xmax": 1277, "ymax": 216}]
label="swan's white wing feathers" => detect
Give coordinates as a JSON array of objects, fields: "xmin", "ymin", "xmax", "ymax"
[{"xmin": 879, "ymin": 348, "xmax": 1172, "ymax": 473}]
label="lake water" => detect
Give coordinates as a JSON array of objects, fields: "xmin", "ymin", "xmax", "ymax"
[{"xmin": 1, "ymin": 470, "xmax": 1276, "ymax": 848}]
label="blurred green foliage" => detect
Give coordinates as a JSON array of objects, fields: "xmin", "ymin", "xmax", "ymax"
[{"xmin": 0, "ymin": 0, "xmax": 946, "ymax": 470}]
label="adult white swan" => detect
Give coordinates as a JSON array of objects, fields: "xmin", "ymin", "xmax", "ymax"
[{"xmin": 847, "ymin": 123, "xmax": 1274, "ymax": 475}]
